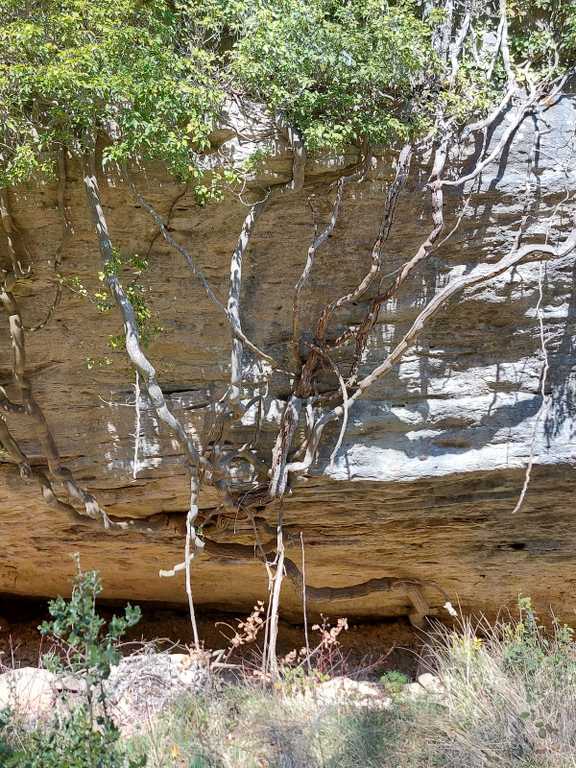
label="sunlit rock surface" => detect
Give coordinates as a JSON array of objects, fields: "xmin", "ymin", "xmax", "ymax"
[{"xmin": 1, "ymin": 92, "xmax": 575, "ymax": 623}]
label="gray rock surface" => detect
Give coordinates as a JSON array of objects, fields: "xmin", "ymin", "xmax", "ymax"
[
  {"xmin": 0, "ymin": 92, "xmax": 575, "ymax": 622},
  {"xmin": 105, "ymin": 651, "xmax": 210, "ymax": 733},
  {"xmin": 0, "ymin": 667, "xmax": 57, "ymax": 725},
  {"xmin": 0, "ymin": 653, "xmax": 210, "ymax": 733}
]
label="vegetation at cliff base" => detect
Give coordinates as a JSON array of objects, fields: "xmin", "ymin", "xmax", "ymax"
[{"xmin": 2, "ymin": 587, "xmax": 576, "ymax": 767}]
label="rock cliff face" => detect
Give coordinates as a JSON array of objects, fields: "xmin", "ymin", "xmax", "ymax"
[{"xmin": 1, "ymin": 93, "xmax": 576, "ymax": 624}]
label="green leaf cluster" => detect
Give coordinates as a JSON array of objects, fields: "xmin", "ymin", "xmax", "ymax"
[
  {"xmin": 0, "ymin": 0, "xmax": 574, "ymax": 189},
  {"xmin": 0, "ymin": 0, "xmax": 223, "ymax": 186},
  {"xmin": 226, "ymin": 0, "xmax": 437, "ymax": 150},
  {"xmin": 99, "ymin": 250, "xmax": 162, "ymax": 348},
  {"xmin": 40, "ymin": 562, "xmax": 141, "ymax": 685},
  {"xmin": 508, "ymin": 0, "xmax": 576, "ymax": 67},
  {"xmin": 6, "ymin": 706, "xmax": 145, "ymax": 768},
  {"xmin": 65, "ymin": 250, "xmax": 161, "ymax": 351}
]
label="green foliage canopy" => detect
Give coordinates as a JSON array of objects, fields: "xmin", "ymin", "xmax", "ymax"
[
  {"xmin": 508, "ymin": 0, "xmax": 576, "ymax": 66},
  {"xmin": 0, "ymin": 0, "xmax": 574, "ymax": 189},
  {"xmin": 227, "ymin": 0, "xmax": 436, "ymax": 150},
  {"xmin": 0, "ymin": 0, "xmax": 223, "ymax": 186}
]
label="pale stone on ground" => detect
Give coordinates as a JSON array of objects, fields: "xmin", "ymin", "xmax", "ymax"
[
  {"xmin": 406, "ymin": 673, "xmax": 447, "ymax": 705},
  {"xmin": 0, "ymin": 667, "xmax": 57, "ymax": 724},
  {"xmin": 316, "ymin": 676, "xmax": 392, "ymax": 709}
]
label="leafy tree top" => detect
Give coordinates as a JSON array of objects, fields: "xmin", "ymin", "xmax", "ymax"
[
  {"xmin": 0, "ymin": 0, "xmax": 223, "ymax": 186},
  {"xmin": 0, "ymin": 0, "xmax": 574, "ymax": 188},
  {"xmin": 227, "ymin": 0, "xmax": 437, "ymax": 150}
]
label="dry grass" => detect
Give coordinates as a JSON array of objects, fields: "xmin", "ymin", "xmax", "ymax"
[
  {"xmin": 129, "ymin": 599, "xmax": 576, "ymax": 768},
  {"xmin": 4, "ymin": 598, "xmax": 576, "ymax": 767},
  {"xmin": 129, "ymin": 682, "xmax": 417, "ymax": 768},
  {"xmin": 421, "ymin": 600, "xmax": 576, "ymax": 768}
]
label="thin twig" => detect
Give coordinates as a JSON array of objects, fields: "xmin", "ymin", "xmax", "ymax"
[
  {"xmin": 266, "ymin": 508, "xmax": 285, "ymax": 678},
  {"xmin": 300, "ymin": 532, "xmax": 311, "ymax": 674},
  {"xmin": 132, "ymin": 369, "xmax": 141, "ymax": 480},
  {"xmin": 185, "ymin": 471, "xmax": 201, "ymax": 646},
  {"xmin": 511, "ymin": 261, "xmax": 549, "ymax": 514}
]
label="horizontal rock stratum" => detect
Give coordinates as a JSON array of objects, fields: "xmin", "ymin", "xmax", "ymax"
[{"xmin": 1, "ymin": 92, "xmax": 576, "ymax": 624}]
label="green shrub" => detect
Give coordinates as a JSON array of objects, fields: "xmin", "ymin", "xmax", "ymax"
[
  {"xmin": 380, "ymin": 669, "xmax": 409, "ymax": 695},
  {"xmin": 39, "ymin": 564, "xmax": 141, "ymax": 702},
  {"xmin": 23, "ymin": 707, "xmax": 144, "ymax": 768},
  {"xmin": 0, "ymin": 707, "xmax": 18, "ymax": 764},
  {"xmin": 1, "ymin": 563, "xmax": 146, "ymax": 768}
]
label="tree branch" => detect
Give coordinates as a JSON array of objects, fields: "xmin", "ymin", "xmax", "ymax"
[
  {"xmin": 228, "ymin": 200, "xmax": 267, "ymax": 412},
  {"xmin": 286, "ymin": 218, "xmax": 576, "ymax": 478},
  {"xmin": 127, "ymin": 180, "xmax": 279, "ymax": 370}
]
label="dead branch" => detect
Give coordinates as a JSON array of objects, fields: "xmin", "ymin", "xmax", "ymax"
[
  {"xmin": 292, "ymin": 178, "xmax": 346, "ymax": 362},
  {"xmin": 439, "ymin": 0, "xmax": 454, "ymax": 63},
  {"xmin": 449, "ymin": 6, "xmax": 471, "ymax": 85},
  {"xmin": 228, "ymin": 200, "xmax": 267, "ymax": 412},
  {"xmin": 198, "ymin": 532, "xmax": 450, "ymax": 626},
  {"xmin": 280, "ymin": 143, "xmax": 413, "ymax": 476},
  {"xmin": 185, "ymin": 469, "xmax": 202, "ymax": 646},
  {"xmin": 144, "ymin": 184, "xmax": 188, "ymax": 261},
  {"xmin": 292, "ymin": 156, "xmax": 370, "ymax": 365},
  {"xmin": 300, "ymin": 532, "xmax": 311, "ymax": 671},
  {"xmin": 0, "ymin": 286, "xmax": 110, "ymax": 524},
  {"xmin": 127, "ymin": 180, "xmax": 278, "ymax": 370},
  {"xmin": 375, "ymin": 137, "xmax": 448, "ymax": 302},
  {"xmin": 333, "ymin": 144, "xmax": 414, "ymax": 382},
  {"xmin": 499, "ymin": 0, "xmax": 515, "ymax": 85},
  {"xmin": 460, "ymin": 85, "xmax": 516, "ymax": 141},
  {"xmin": 24, "ymin": 283, "xmax": 63, "ymax": 333},
  {"xmin": 0, "ymin": 386, "xmax": 156, "ymax": 532},
  {"xmin": 265, "ymin": 510, "xmax": 285, "ymax": 677},
  {"xmin": 84, "ymin": 169, "xmax": 207, "ymax": 473},
  {"xmin": 269, "ymin": 395, "xmax": 302, "ymax": 498},
  {"xmin": 511, "ymin": 261, "xmax": 549, "ymax": 514},
  {"xmin": 132, "ymin": 369, "xmax": 141, "ymax": 479},
  {"xmin": 444, "ymin": 86, "xmax": 557, "ymax": 190},
  {"xmin": 0, "ymin": 189, "xmax": 30, "ymax": 277},
  {"xmin": 351, "ymin": 222, "xmax": 576, "ymax": 403},
  {"xmin": 287, "ymin": 125, "xmax": 306, "ymax": 192},
  {"xmin": 336, "ymin": 85, "xmax": 561, "ymax": 397},
  {"xmin": 285, "ymin": 216, "xmax": 576, "ymax": 480},
  {"xmin": 24, "ymin": 150, "xmax": 69, "ymax": 333},
  {"xmin": 134, "ymin": 129, "xmax": 307, "ymax": 444}
]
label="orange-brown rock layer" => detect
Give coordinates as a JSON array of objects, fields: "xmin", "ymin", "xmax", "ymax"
[{"xmin": 1, "ymin": 94, "xmax": 576, "ymax": 624}]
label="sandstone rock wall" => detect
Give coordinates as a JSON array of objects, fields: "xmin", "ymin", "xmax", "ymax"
[{"xmin": 0, "ymin": 92, "xmax": 575, "ymax": 623}]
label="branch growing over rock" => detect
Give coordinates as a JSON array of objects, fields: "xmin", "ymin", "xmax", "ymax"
[
  {"xmin": 84, "ymin": 169, "xmax": 206, "ymax": 473},
  {"xmin": 127, "ymin": 180, "xmax": 278, "ymax": 370},
  {"xmin": 284, "ymin": 216, "xmax": 576, "ymax": 483}
]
